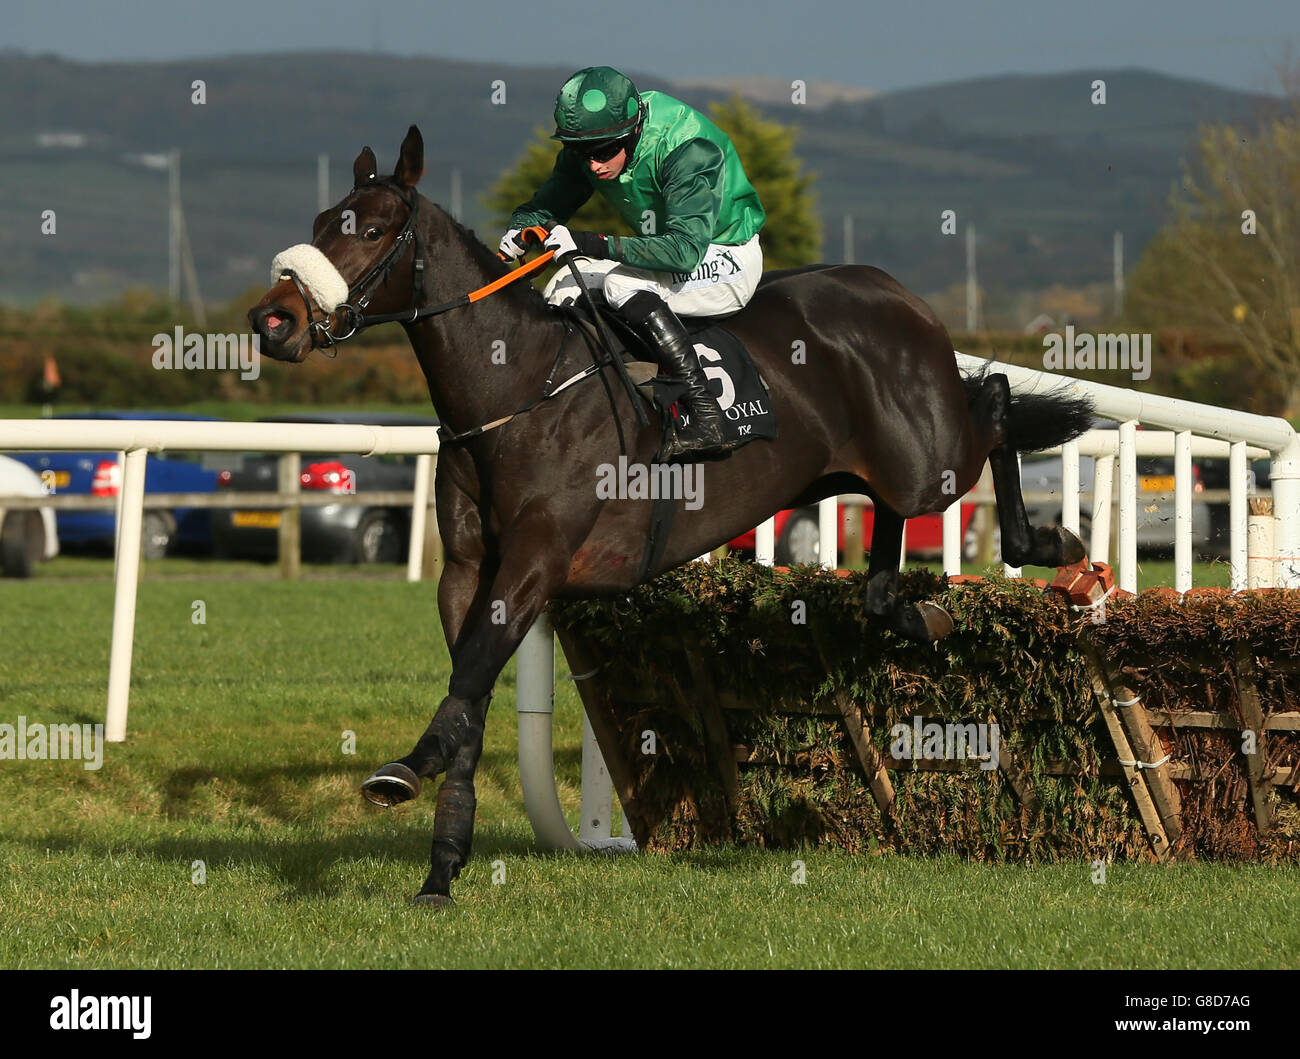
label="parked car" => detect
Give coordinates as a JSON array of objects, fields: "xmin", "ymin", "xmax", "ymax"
[
  {"xmin": 0, "ymin": 454, "xmax": 59, "ymax": 577},
  {"xmin": 729, "ymin": 501, "xmax": 979, "ymax": 566},
  {"xmin": 210, "ymin": 412, "xmax": 440, "ymax": 563},
  {"xmin": 10, "ymin": 412, "xmax": 225, "ymax": 558}
]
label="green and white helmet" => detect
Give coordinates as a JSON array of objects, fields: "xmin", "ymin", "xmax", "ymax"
[{"xmin": 552, "ymin": 66, "xmax": 643, "ymax": 143}]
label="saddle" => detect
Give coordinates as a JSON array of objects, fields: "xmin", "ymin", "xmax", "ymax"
[{"xmin": 562, "ymin": 292, "xmax": 779, "ymax": 449}]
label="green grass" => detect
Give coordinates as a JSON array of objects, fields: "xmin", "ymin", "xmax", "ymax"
[
  {"xmin": 27, "ymin": 553, "xmax": 407, "ymax": 582},
  {"xmin": 24, "ymin": 551, "xmax": 1238, "ymax": 594},
  {"xmin": 1, "ymin": 576, "xmax": 1297, "ymax": 969}
]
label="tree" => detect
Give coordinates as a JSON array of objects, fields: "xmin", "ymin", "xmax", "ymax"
[
  {"xmin": 482, "ymin": 95, "xmax": 820, "ymax": 272},
  {"xmin": 1125, "ymin": 75, "xmax": 1300, "ymax": 413}
]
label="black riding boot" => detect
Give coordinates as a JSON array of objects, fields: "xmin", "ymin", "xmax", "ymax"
[{"xmin": 620, "ymin": 291, "xmax": 734, "ymax": 461}]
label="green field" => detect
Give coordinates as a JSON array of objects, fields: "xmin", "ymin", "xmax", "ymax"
[
  {"xmin": 20, "ymin": 549, "xmax": 1240, "ymax": 593},
  {"xmin": 1, "ymin": 572, "xmax": 1297, "ymax": 969}
]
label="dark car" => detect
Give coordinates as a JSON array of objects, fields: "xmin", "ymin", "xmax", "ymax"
[
  {"xmin": 211, "ymin": 412, "xmax": 440, "ymax": 563},
  {"xmin": 10, "ymin": 411, "xmax": 225, "ymax": 558}
]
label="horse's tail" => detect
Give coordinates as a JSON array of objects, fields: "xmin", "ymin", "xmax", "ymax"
[{"xmin": 961, "ymin": 361, "xmax": 1095, "ymax": 454}]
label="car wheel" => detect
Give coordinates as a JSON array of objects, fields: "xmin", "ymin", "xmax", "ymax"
[
  {"xmin": 775, "ymin": 508, "xmax": 821, "ymax": 566},
  {"xmin": 354, "ymin": 510, "xmax": 402, "ymax": 564},
  {"xmin": 140, "ymin": 511, "xmax": 176, "ymax": 560},
  {"xmin": 1, "ymin": 510, "xmax": 44, "ymax": 578}
]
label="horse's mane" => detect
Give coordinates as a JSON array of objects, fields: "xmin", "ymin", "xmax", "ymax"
[{"xmin": 431, "ymin": 197, "xmax": 553, "ymax": 316}]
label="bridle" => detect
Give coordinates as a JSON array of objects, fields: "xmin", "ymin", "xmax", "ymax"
[
  {"xmin": 277, "ymin": 180, "xmax": 555, "ymax": 356},
  {"xmin": 279, "ymin": 179, "xmax": 427, "ymax": 354}
]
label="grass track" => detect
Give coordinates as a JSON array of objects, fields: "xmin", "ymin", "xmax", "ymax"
[{"xmin": 1, "ymin": 576, "xmax": 1297, "ymax": 968}]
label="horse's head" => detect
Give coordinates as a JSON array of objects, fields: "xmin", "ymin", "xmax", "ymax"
[{"xmin": 248, "ymin": 126, "xmax": 426, "ymax": 362}]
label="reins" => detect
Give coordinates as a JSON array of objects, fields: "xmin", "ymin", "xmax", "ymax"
[
  {"xmin": 276, "ymin": 204, "xmax": 636, "ymax": 448},
  {"xmin": 354, "ymin": 243, "xmax": 557, "ymax": 331}
]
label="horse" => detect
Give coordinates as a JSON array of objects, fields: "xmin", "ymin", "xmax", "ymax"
[{"xmin": 248, "ymin": 126, "xmax": 1092, "ymax": 905}]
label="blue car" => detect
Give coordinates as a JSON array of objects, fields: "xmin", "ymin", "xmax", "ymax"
[{"xmin": 10, "ymin": 412, "xmax": 227, "ymax": 559}]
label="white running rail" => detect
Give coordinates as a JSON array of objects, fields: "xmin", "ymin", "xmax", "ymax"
[{"xmin": 949, "ymin": 353, "xmax": 1298, "ymax": 592}]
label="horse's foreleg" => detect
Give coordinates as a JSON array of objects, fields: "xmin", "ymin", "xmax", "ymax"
[
  {"xmin": 368, "ymin": 508, "xmax": 577, "ymax": 903},
  {"xmin": 361, "ymin": 457, "xmax": 499, "ymax": 807},
  {"xmin": 359, "ymin": 548, "xmax": 497, "ymax": 809},
  {"xmin": 979, "ymin": 374, "xmax": 1086, "ymax": 568},
  {"xmin": 412, "ymin": 694, "xmax": 488, "ymax": 907},
  {"xmin": 865, "ymin": 501, "xmax": 953, "ymax": 642},
  {"xmin": 440, "ymin": 554, "xmax": 491, "ymax": 657}
]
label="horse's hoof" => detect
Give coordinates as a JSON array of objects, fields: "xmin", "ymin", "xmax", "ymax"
[
  {"xmin": 891, "ymin": 602, "xmax": 954, "ymax": 642},
  {"xmin": 1053, "ymin": 526, "xmax": 1087, "ymax": 565},
  {"xmin": 1029, "ymin": 525, "xmax": 1086, "ymax": 566},
  {"xmin": 1055, "ymin": 527, "xmax": 1086, "ymax": 566},
  {"xmin": 916, "ymin": 602, "xmax": 954, "ymax": 641},
  {"xmin": 412, "ymin": 892, "xmax": 454, "ymax": 909},
  {"xmin": 361, "ymin": 763, "xmax": 421, "ymax": 807}
]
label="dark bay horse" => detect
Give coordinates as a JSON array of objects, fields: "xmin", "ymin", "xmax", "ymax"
[{"xmin": 248, "ymin": 126, "xmax": 1091, "ymax": 904}]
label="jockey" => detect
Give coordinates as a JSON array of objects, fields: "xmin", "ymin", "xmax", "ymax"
[{"xmin": 501, "ymin": 66, "xmax": 766, "ymax": 460}]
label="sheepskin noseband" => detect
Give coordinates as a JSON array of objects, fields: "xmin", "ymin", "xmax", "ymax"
[{"xmin": 270, "ymin": 244, "xmax": 350, "ymax": 313}]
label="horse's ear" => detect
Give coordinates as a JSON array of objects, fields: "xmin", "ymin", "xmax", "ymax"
[
  {"xmin": 353, "ymin": 146, "xmax": 378, "ymax": 189},
  {"xmin": 395, "ymin": 125, "xmax": 425, "ymax": 188}
]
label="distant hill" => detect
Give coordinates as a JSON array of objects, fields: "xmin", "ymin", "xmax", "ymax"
[
  {"xmin": 675, "ymin": 76, "xmax": 877, "ymax": 108},
  {"xmin": 0, "ymin": 52, "xmax": 1280, "ymax": 320}
]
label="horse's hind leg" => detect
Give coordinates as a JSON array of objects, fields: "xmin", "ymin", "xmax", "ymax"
[
  {"xmin": 865, "ymin": 500, "xmax": 953, "ymax": 641},
  {"xmin": 979, "ymin": 373, "xmax": 1086, "ymax": 567}
]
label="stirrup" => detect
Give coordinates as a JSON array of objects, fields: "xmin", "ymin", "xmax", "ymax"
[{"xmin": 663, "ymin": 418, "xmax": 734, "ymax": 462}]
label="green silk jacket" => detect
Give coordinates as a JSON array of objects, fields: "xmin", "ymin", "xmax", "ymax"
[{"xmin": 510, "ymin": 90, "xmax": 765, "ymax": 274}]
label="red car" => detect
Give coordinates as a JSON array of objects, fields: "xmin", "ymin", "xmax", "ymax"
[{"xmin": 729, "ymin": 501, "xmax": 979, "ymax": 565}]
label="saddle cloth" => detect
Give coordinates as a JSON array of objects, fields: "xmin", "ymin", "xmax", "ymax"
[{"xmin": 625, "ymin": 322, "xmax": 780, "ymax": 451}]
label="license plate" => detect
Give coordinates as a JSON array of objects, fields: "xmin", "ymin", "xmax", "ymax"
[
  {"xmin": 1140, "ymin": 475, "xmax": 1175, "ymax": 492},
  {"xmin": 232, "ymin": 511, "xmax": 281, "ymax": 529}
]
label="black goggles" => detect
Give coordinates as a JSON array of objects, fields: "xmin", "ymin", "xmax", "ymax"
[{"xmin": 575, "ymin": 137, "xmax": 629, "ymax": 163}]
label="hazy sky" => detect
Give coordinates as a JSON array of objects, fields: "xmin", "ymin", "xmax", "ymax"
[{"xmin": 7, "ymin": 0, "xmax": 1300, "ymax": 95}]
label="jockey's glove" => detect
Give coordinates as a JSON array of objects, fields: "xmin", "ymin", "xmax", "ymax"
[
  {"xmin": 544, "ymin": 224, "xmax": 612, "ymax": 261},
  {"xmin": 499, "ymin": 229, "xmax": 529, "ymax": 260}
]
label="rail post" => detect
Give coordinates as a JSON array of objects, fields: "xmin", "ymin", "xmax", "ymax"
[
  {"xmin": 105, "ymin": 448, "xmax": 147, "ymax": 742},
  {"xmin": 278, "ymin": 452, "xmax": 300, "ymax": 580}
]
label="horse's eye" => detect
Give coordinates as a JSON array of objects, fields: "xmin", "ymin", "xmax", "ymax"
[{"xmin": 362, "ymin": 226, "xmax": 383, "ymax": 241}]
